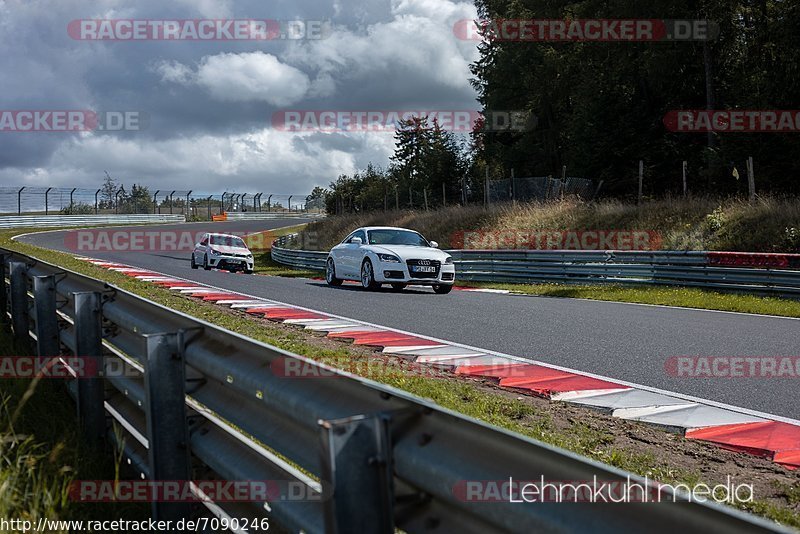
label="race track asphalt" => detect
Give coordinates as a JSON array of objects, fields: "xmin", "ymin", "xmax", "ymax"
[{"xmin": 16, "ymin": 219, "xmax": 800, "ymax": 419}]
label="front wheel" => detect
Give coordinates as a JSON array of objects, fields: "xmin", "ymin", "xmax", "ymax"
[
  {"xmin": 432, "ymin": 284, "xmax": 453, "ymax": 294},
  {"xmin": 360, "ymin": 260, "xmax": 381, "ymax": 291},
  {"xmin": 326, "ymin": 258, "xmax": 343, "ymax": 286},
  {"xmin": 190, "ymin": 254, "xmax": 198, "ymax": 269},
  {"xmin": 203, "ymin": 254, "xmax": 211, "ymax": 270}
]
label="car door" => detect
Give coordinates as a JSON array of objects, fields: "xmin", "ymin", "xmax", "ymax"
[
  {"xmin": 195, "ymin": 233, "xmax": 209, "ymax": 263},
  {"xmin": 339, "ymin": 230, "xmax": 366, "ymax": 277}
]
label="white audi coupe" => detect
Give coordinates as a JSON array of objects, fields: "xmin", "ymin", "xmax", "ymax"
[{"xmin": 325, "ymin": 227, "xmax": 455, "ymax": 293}]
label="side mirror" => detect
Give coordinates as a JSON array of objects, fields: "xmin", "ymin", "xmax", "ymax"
[
  {"xmin": 351, "ymin": 237, "xmax": 363, "ymax": 245},
  {"xmin": 429, "ymin": 241, "xmax": 439, "ymax": 248}
]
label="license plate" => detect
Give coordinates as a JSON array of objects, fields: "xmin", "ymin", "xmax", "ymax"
[{"xmin": 412, "ymin": 265, "xmax": 436, "ymax": 273}]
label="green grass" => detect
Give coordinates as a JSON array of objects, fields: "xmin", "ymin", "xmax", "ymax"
[
  {"xmin": 246, "ymin": 223, "xmax": 321, "ymax": 278},
  {"xmin": 2, "ymin": 227, "xmax": 799, "ymax": 528},
  {"xmin": 0, "ymin": 326, "xmax": 148, "ymax": 529},
  {"xmin": 252, "ymin": 254, "xmax": 319, "ymax": 278},
  {"xmin": 457, "ymin": 281, "xmax": 800, "ymax": 318}
]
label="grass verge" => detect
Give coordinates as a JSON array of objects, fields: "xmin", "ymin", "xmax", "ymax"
[
  {"xmin": 0, "ymin": 325, "xmax": 148, "ymax": 529},
  {"xmin": 245, "ymin": 224, "xmax": 320, "ymax": 278},
  {"xmin": 2, "ymin": 227, "xmax": 799, "ymax": 529},
  {"xmin": 456, "ymin": 281, "xmax": 800, "ymax": 318}
]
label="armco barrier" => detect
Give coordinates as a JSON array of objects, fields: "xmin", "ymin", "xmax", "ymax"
[
  {"xmin": 213, "ymin": 212, "xmax": 323, "ymax": 221},
  {"xmin": 0, "ymin": 214, "xmax": 186, "ymax": 229},
  {"xmin": 271, "ymin": 239, "xmax": 800, "ymax": 297},
  {"xmin": 0, "ymin": 248, "xmax": 781, "ymax": 533}
]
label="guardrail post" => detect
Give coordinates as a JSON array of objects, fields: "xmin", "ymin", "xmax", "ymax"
[
  {"xmin": 0, "ymin": 254, "xmax": 7, "ymax": 324},
  {"xmin": 74, "ymin": 292, "xmax": 106, "ymax": 445},
  {"xmin": 143, "ymin": 331, "xmax": 192, "ymax": 522},
  {"xmin": 33, "ymin": 276, "xmax": 60, "ymax": 357},
  {"xmin": 9, "ymin": 261, "xmax": 30, "ymax": 345},
  {"xmin": 319, "ymin": 413, "xmax": 394, "ymax": 534}
]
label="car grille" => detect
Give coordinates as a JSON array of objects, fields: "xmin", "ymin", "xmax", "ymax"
[{"xmin": 407, "ymin": 259, "xmax": 440, "ymax": 279}]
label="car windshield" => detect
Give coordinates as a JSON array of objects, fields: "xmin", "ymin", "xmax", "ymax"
[
  {"xmin": 211, "ymin": 235, "xmax": 247, "ymax": 248},
  {"xmin": 367, "ymin": 229, "xmax": 429, "ymax": 247}
]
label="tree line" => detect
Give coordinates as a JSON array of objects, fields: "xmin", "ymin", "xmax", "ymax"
[{"xmin": 317, "ymin": 0, "xmax": 800, "ymax": 213}]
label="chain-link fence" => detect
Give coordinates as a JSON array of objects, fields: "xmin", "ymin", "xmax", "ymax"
[
  {"xmin": 487, "ymin": 176, "xmax": 596, "ymax": 203},
  {"xmin": 0, "ymin": 186, "xmax": 318, "ymax": 220}
]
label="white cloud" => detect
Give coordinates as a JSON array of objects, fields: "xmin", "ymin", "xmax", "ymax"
[
  {"xmin": 154, "ymin": 60, "xmax": 194, "ymax": 85},
  {"xmin": 158, "ymin": 52, "xmax": 312, "ymax": 106},
  {"xmin": 0, "ymin": 0, "xmax": 480, "ymax": 193},
  {"xmin": 284, "ymin": 0, "xmax": 479, "ymax": 98}
]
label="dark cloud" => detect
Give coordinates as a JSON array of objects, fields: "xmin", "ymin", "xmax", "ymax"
[{"xmin": 0, "ymin": 0, "xmax": 478, "ymax": 193}]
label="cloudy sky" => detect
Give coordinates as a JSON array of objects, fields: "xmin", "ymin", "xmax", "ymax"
[{"xmin": 0, "ymin": 0, "xmax": 480, "ymax": 196}]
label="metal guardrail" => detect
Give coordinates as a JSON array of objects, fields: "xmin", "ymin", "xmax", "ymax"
[
  {"xmin": 271, "ymin": 240, "xmax": 800, "ymax": 297},
  {"xmin": 0, "ymin": 214, "xmax": 186, "ymax": 229},
  {"xmin": 219, "ymin": 212, "xmax": 324, "ymax": 221},
  {"xmin": 0, "ymin": 248, "xmax": 780, "ymax": 533}
]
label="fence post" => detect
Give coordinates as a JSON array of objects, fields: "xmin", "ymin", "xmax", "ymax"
[
  {"xmin": 511, "ymin": 168, "xmax": 516, "ymax": 204},
  {"xmin": 9, "ymin": 262, "xmax": 30, "ymax": 345},
  {"xmin": 747, "ymin": 157, "xmax": 755, "ymax": 202},
  {"xmin": 143, "ymin": 331, "xmax": 192, "ymax": 522},
  {"xmin": 33, "ymin": 276, "xmax": 60, "ymax": 358},
  {"xmin": 484, "ymin": 167, "xmax": 489, "ymax": 206},
  {"xmin": 18, "ymin": 187, "xmax": 25, "ymax": 215},
  {"xmin": 638, "ymin": 160, "xmax": 644, "ymax": 204},
  {"xmin": 95, "ymin": 189, "xmax": 100, "ymax": 214},
  {"xmin": 442, "ymin": 182, "xmax": 446, "ymax": 207},
  {"xmin": 320, "ymin": 414, "xmax": 394, "ymax": 534},
  {"xmin": 45, "ymin": 187, "xmax": 53, "ymax": 215},
  {"xmin": 423, "ymin": 189, "xmax": 428, "ymax": 211},
  {"xmin": 267, "ymin": 194, "xmax": 272, "ymax": 212},
  {"xmin": 0, "ymin": 254, "xmax": 7, "ymax": 324},
  {"xmin": 682, "ymin": 161, "xmax": 688, "ymax": 197},
  {"xmin": 395, "ymin": 187, "xmax": 399, "ymax": 210},
  {"xmin": 74, "ymin": 292, "xmax": 106, "ymax": 446},
  {"xmin": 186, "ymin": 191, "xmax": 192, "ymax": 217},
  {"xmin": 593, "ymin": 180, "xmax": 604, "ymax": 199}
]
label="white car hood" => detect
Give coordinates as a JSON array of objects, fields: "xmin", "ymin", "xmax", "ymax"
[
  {"xmin": 210, "ymin": 245, "xmax": 251, "ymax": 255},
  {"xmin": 368, "ymin": 244, "xmax": 450, "ymax": 261}
]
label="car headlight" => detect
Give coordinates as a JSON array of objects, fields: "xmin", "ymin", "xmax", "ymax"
[
  {"xmin": 209, "ymin": 248, "xmax": 220, "ymax": 256},
  {"xmin": 378, "ymin": 253, "xmax": 401, "ymax": 263},
  {"xmin": 444, "ymin": 256, "xmax": 453, "ymax": 264}
]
